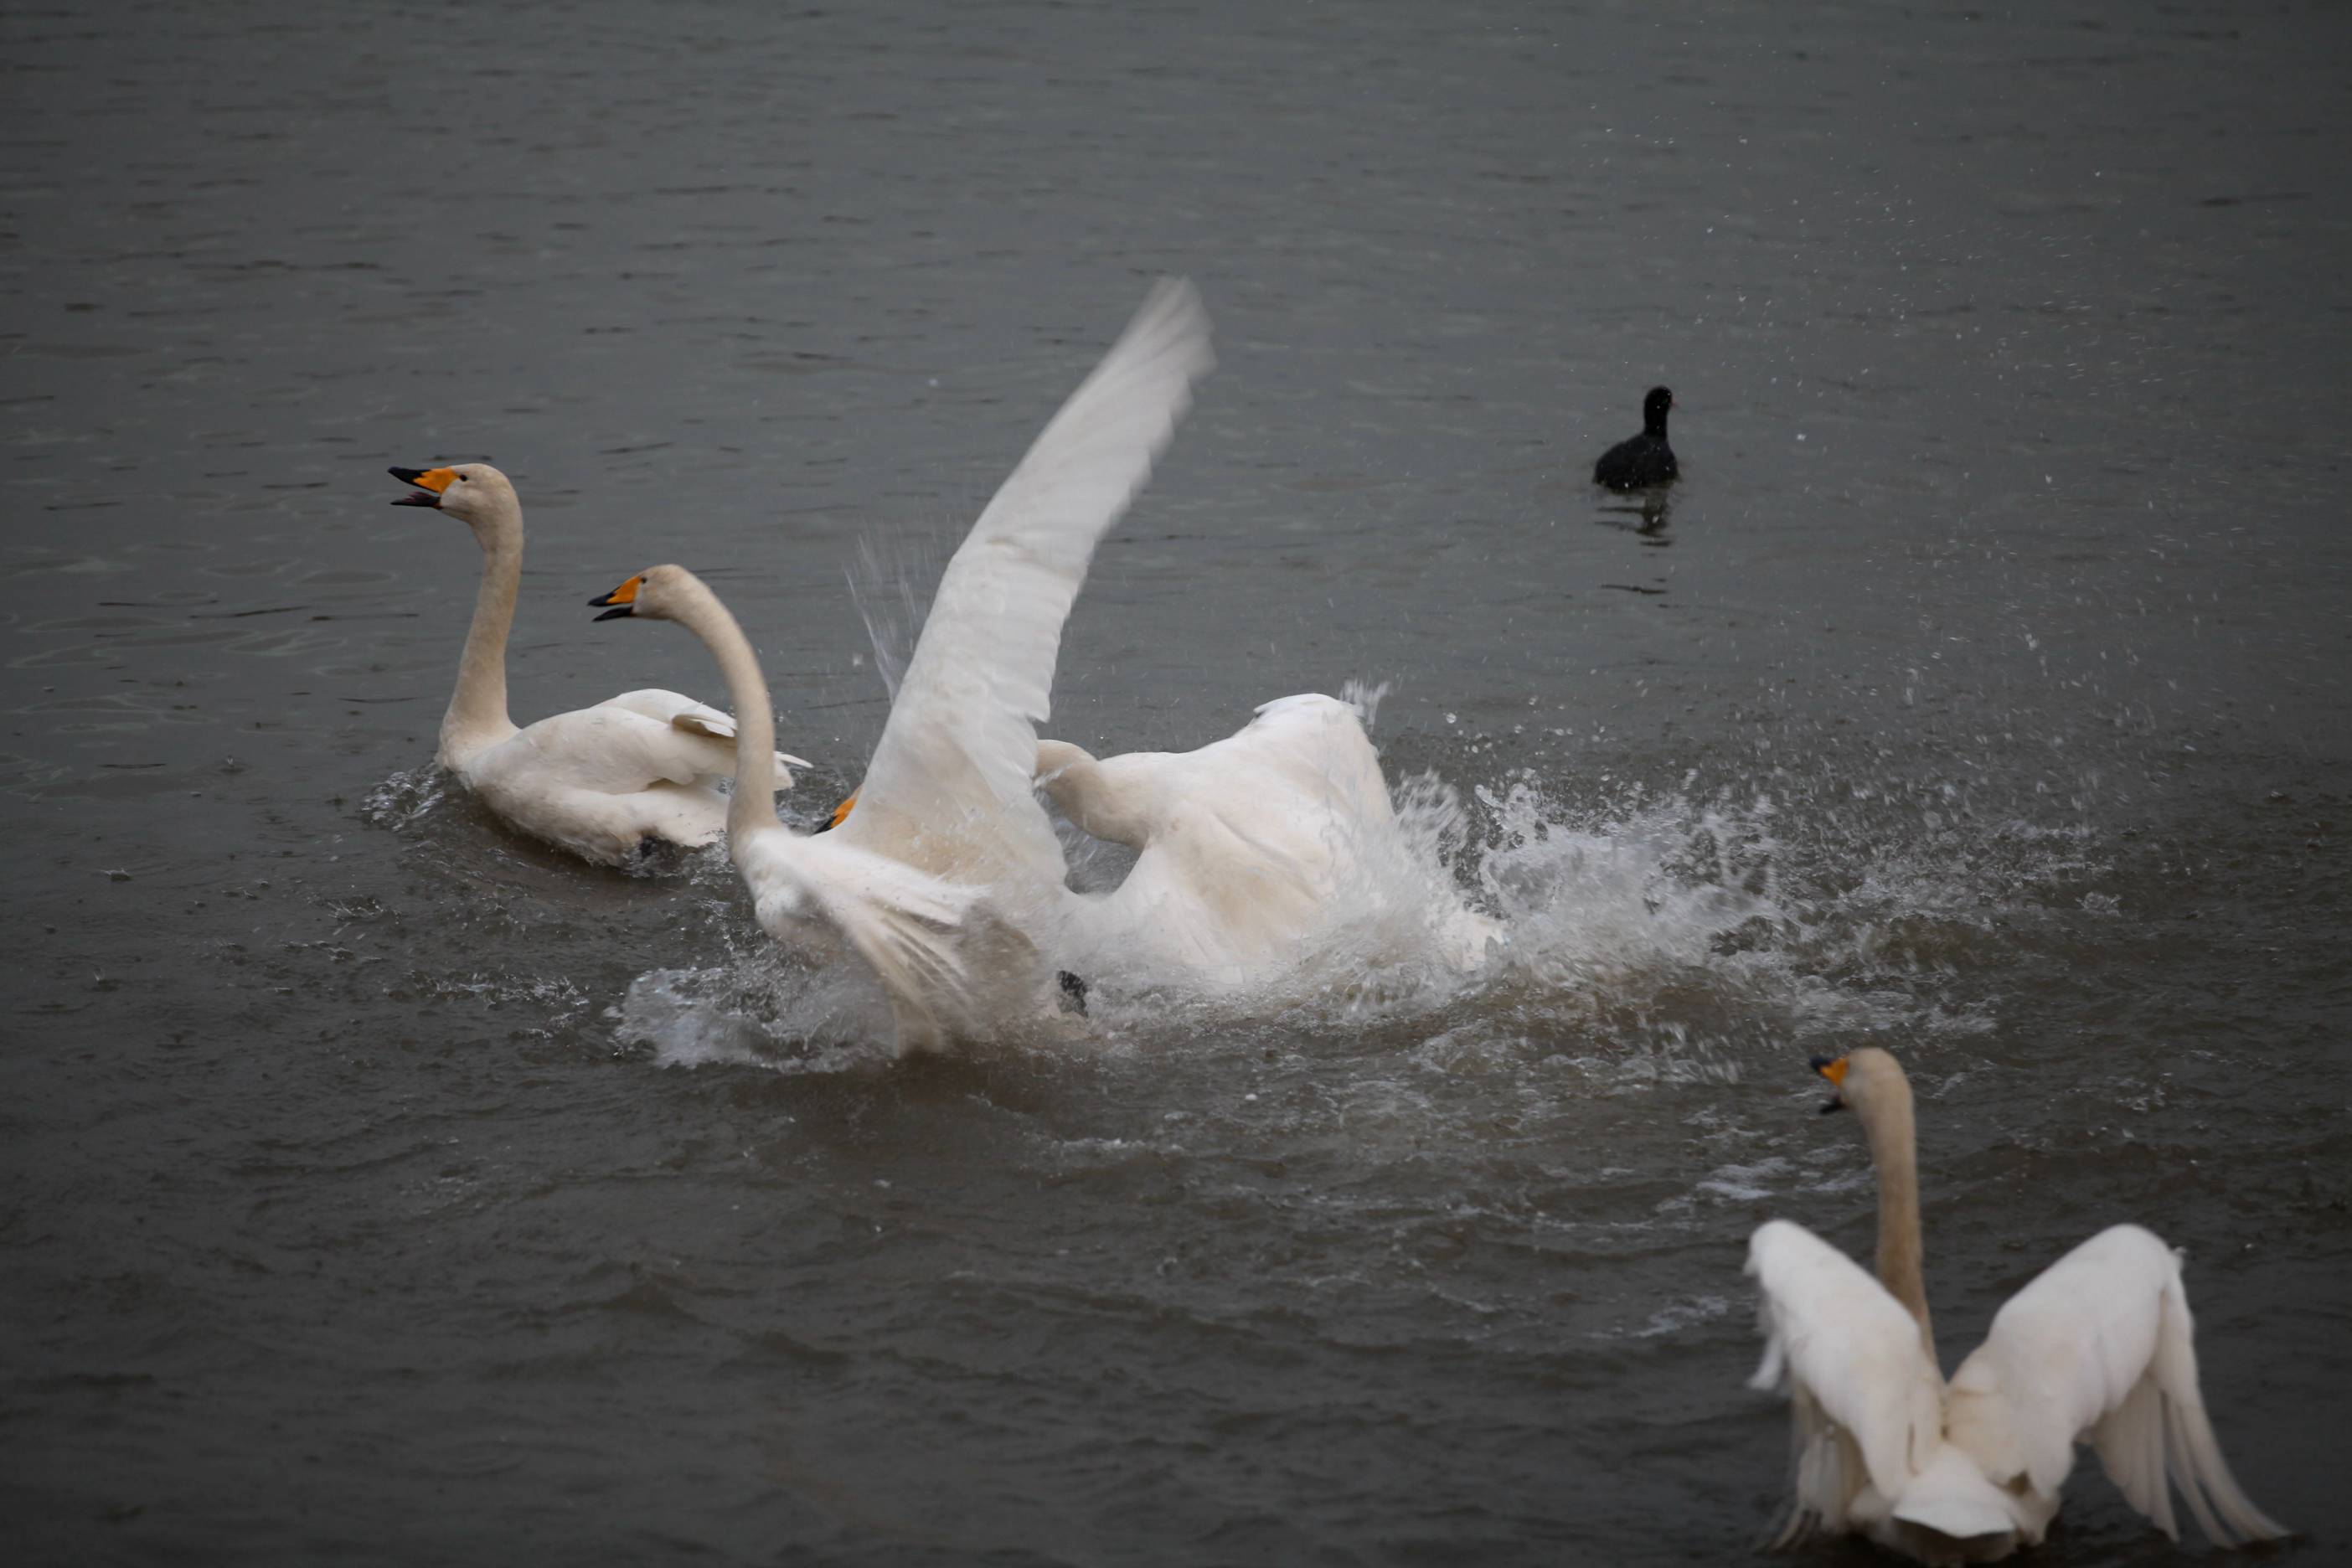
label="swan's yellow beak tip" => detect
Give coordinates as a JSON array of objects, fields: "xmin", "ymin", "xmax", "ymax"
[{"xmin": 1812, "ymin": 1055, "xmax": 1850, "ymax": 1086}]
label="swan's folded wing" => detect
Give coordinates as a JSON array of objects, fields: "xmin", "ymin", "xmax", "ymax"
[
  {"xmin": 1945, "ymin": 1224, "xmax": 2287, "ymax": 1547},
  {"xmin": 602, "ymin": 689, "xmax": 811, "ymax": 783},
  {"xmin": 843, "ymin": 279, "xmax": 1213, "ymax": 892},
  {"xmin": 1746, "ymin": 1220, "xmax": 1947, "ymax": 1542}
]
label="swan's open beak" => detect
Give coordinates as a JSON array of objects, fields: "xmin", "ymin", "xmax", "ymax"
[
  {"xmin": 588, "ymin": 575, "xmax": 642, "ymax": 622},
  {"xmin": 812, "ymin": 787, "xmax": 858, "ymax": 833},
  {"xmin": 1810, "ymin": 1054, "xmax": 1849, "ymax": 1114},
  {"xmin": 389, "ymin": 466, "xmax": 456, "ymax": 508}
]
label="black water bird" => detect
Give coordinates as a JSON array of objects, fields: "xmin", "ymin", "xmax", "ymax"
[{"xmin": 1594, "ymin": 386, "xmax": 1678, "ymax": 490}]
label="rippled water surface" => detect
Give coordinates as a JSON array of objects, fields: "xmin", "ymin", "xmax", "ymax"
[{"xmin": 4, "ymin": 1, "xmax": 2348, "ymax": 1561}]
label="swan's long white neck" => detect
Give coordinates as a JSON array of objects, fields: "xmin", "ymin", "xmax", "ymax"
[
  {"xmin": 441, "ymin": 506, "xmax": 523, "ymax": 767},
  {"xmin": 668, "ymin": 576, "xmax": 784, "ymax": 846},
  {"xmin": 1035, "ymin": 740, "xmax": 1157, "ymax": 849},
  {"xmin": 1857, "ymin": 1075, "xmax": 1937, "ymax": 1362}
]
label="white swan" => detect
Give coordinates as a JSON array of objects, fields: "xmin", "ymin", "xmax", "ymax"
[
  {"xmin": 1746, "ymin": 1048, "xmax": 2287, "ymax": 1563},
  {"xmin": 590, "ymin": 279, "xmax": 1215, "ymax": 1050},
  {"xmin": 389, "ymin": 461, "xmax": 808, "ymax": 866},
  {"xmin": 1034, "ymin": 695, "xmax": 1503, "ymax": 989}
]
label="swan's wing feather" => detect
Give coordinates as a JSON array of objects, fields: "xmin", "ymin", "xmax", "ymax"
[
  {"xmin": 1946, "ymin": 1224, "xmax": 2286, "ymax": 1546},
  {"xmin": 1117, "ymin": 694, "xmax": 1388, "ymax": 904},
  {"xmin": 603, "ymin": 689, "xmax": 725, "ymax": 727},
  {"xmin": 1230, "ymin": 693, "xmax": 1396, "ymax": 824},
  {"xmin": 843, "ymin": 278, "xmax": 1214, "ymax": 892},
  {"xmin": 601, "ymin": 688, "xmax": 811, "ymax": 781},
  {"xmin": 1746, "ymin": 1220, "xmax": 1945, "ymax": 1539},
  {"xmin": 738, "ymin": 830, "xmax": 984, "ymax": 1047},
  {"xmin": 491, "ymin": 704, "xmax": 715, "ymax": 792}
]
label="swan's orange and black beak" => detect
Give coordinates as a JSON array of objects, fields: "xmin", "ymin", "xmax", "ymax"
[
  {"xmin": 389, "ymin": 466, "xmax": 456, "ymax": 508},
  {"xmin": 1810, "ymin": 1055, "xmax": 1849, "ymax": 1114},
  {"xmin": 588, "ymin": 574, "xmax": 642, "ymax": 621},
  {"xmin": 812, "ymin": 787, "xmax": 859, "ymax": 833}
]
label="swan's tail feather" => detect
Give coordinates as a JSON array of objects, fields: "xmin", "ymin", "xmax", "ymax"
[
  {"xmin": 2148, "ymin": 1257, "xmax": 2290, "ymax": 1546},
  {"xmin": 1888, "ymin": 1444, "xmax": 2023, "ymax": 1544}
]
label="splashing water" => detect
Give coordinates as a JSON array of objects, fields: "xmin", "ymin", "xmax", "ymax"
[
  {"xmin": 585, "ymin": 539, "xmax": 2102, "ymax": 1073},
  {"xmin": 845, "ymin": 529, "xmax": 949, "ymax": 707},
  {"xmin": 360, "ymin": 767, "xmax": 449, "ymax": 833},
  {"xmin": 613, "ymin": 962, "xmax": 906, "ymax": 1073},
  {"xmin": 609, "ymin": 747, "xmax": 2108, "ymax": 1073}
]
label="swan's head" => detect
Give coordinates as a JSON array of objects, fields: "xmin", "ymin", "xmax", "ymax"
[
  {"xmin": 389, "ymin": 462, "xmax": 518, "ymax": 536},
  {"xmin": 587, "ymin": 563, "xmax": 702, "ymax": 622},
  {"xmin": 812, "ymin": 787, "xmax": 859, "ymax": 833},
  {"xmin": 1643, "ymin": 386, "xmax": 1674, "ymax": 426},
  {"xmin": 1809, "ymin": 1046, "xmax": 1906, "ymax": 1117}
]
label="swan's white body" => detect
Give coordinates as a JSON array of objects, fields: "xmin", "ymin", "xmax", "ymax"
[
  {"xmin": 609, "ymin": 281, "xmax": 1495, "ymax": 1048},
  {"xmin": 1747, "ymin": 1050, "xmax": 2286, "ymax": 1564},
  {"xmin": 601, "ymin": 280, "xmax": 1216, "ymax": 1050},
  {"xmin": 1039, "ymin": 694, "xmax": 1502, "ymax": 989},
  {"xmin": 391, "ymin": 462, "xmax": 806, "ymax": 866}
]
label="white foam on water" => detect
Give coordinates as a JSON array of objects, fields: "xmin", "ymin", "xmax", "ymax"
[
  {"xmin": 613, "ymin": 961, "xmax": 910, "ymax": 1072},
  {"xmin": 604, "ymin": 756, "xmax": 2106, "ymax": 1080}
]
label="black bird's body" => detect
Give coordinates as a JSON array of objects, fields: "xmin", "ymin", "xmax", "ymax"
[{"xmin": 1594, "ymin": 386, "xmax": 1678, "ymax": 490}]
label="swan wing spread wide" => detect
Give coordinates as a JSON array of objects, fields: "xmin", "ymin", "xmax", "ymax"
[
  {"xmin": 1746, "ymin": 1220, "xmax": 1956, "ymax": 1544},
  {"xmin": 1943, "ymin": 1223, "xmax": 2287, "ymax": 1547},
  {"xmin": 840, "ymin": 278, "xmax": 1214, "ymax": 894}
]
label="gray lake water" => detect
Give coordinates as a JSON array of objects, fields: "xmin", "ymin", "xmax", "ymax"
[{"xmin": 4, "ymin": 0, "xmax": 2348, "ymax": 1561}]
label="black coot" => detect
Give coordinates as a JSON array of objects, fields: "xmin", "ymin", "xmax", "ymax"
[{"xmin": 1594, "ymin": 386, "xmax": 1678, "ymax": 490}]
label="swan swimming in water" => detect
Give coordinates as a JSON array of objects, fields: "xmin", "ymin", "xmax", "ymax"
[
  {"xmin": 1746, "ymin": 1048, "xmax": 2287, "ymax": 1563},
  {"xmin": 1035, "ymin": 694, "xmax": 1503, "ymax": 989},
  {"xmin": 591, "ymin": 280, "xmax": 1216, "ymax": 1049},
  {"xmin": 387, "ymin": 462, "xmax": 810, "ymax": 866},
  {"xmin": 596, "ymin": 281, "xmax": 1496, "ymax": 1047}
]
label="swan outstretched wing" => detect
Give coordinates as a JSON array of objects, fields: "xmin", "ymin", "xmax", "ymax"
[
  {"xmin": 842, "ymin": 279, "xmax": 1215, "ymax": 893},
  {"xmin": 1746, "ymin": 1220, "xmax": 1952, "ymax": 1544},
  {"xmin": 1943, "ymin": 1223, "xmax": 2288, "ymax": 1547}
]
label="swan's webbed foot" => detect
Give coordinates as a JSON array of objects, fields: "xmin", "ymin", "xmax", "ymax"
[{"xmin": 624, "ymin": 834, "xmax": 696, "ymax": 876}]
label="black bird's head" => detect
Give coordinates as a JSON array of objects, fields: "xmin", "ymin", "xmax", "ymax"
[{"xmin": 1643, "ymin": 386, "xmax": 1674, "ymax": 431}]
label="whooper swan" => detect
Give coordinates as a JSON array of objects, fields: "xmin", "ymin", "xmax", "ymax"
[
  {"xmin": 1034, "ymin": 694, "xmax": 1503, "ymax": 988},
  {"xmin": 1746, "ymin": 1048, "xmax": 2287, "ymax": 1563},
  {"xmin": 589, "ymin": 279, "xmax": 1214, "ymax": 1050},
  {"xmin": 387, "ymin": 461, "xmax": 808, "ymax": 866}
]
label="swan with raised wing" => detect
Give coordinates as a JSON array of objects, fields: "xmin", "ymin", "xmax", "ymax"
[
  {"xmin": 590, "ymin": 280, "xmax": 1215, "ymax": 1049},
  {"xmin": 1746, "ymin": 1049, "xmax": 2287, "ymax": 1563}
]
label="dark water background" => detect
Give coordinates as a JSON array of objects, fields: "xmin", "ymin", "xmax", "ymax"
[{"xmin": 4, "ymin": 0, "xmax": 2348, "ymax": 1561}]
